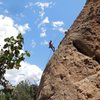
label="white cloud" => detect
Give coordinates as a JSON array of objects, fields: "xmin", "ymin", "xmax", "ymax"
[
  {"xmin": 38, "ymin": 17, "xmax": 49, "ymax": 27},
  {"xmin": 41, "ymin": 40, "xmax": 48, "ymax": 46},
  {"xmin": 40, "ymin": 28, "xmax": 46, "ymax": 37},
  {"xmin": 39, "ymin": 11, "xmax": 45, "ymax": 18},
  {"xmin": 38, "ymin": 17, "xmax": 49, "ymax": 38},
  {"xmin": 52, "ymin": 21, "xmax": 67, "ymax": 33},
  {"xmin": 40, "ymin": 32, "xmax": 46, "ymax": 37},
  {"xmin": 28, "ymin": 2, "xmax": 34, "ymax": 7},
  {"xmin": 35, "ymin": 2, "xmax": 53, "ymax": 37},
  {"xmin": 35, "ymin": 2, "xmax": 51, "ymax": 10},
  {"xmin": 35, "ymin": 2, "xmax": 52, "ymax": 18},
  {"xmin": 24, "ymin": 2, "xmax": 34, "ymax": 8},
  {"xmin": 4, "ymin": 61, "xmax": 43, "ymax": 85},
  {"xmin": 0, "ymin": 15, "xmax": 30, "ymax": 48},
  {"xmin": 32, "ymin": 40, "xmax": 36, "ymax": 48},
  {"xmin": 57, "ymin": 27, "xmax": 67, "ymax": 33},
  {"xmin": 52, "ymin": 21, "xmax": 64, "ymax": 28},
  {"xmin": 42, "ymin": 17, "xmax": 49, "ymax": 24},
  {"xmin": 15, "ymin": 23, "xmax": 30, "ymax": 34}
]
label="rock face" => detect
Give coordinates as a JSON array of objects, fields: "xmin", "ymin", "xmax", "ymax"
[{"xmin": 37, "ymin": 0, "xmax": 100, "ymax": 100}]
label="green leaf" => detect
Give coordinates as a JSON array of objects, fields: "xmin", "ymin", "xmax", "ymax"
[
  {"xmin": 4, "ymin": 38, "xmax": 10, "ymax": 42},
  {"xmin": 4, "ymin": 50, "xmax": 9, "ymax": 55},
  {"xmin": 25, "ymin": 51, "xmax": 30, "ymax": 57},
  {"xmin": 11, "ymin": 45, "xmax": 14, "ymax": 50},
  {"xmin": 3, "ymin": 44, "xmax": 9, "ymax": 49},
  {"xmin": 17, "ymin": 33, "xmax": 22, "ymax": 39},
  {"xmin": 18, "ymin": 44, "xmax": 22, "ymax": 50},
  {"xmin": 21, "ymin": 53, "xmax": 25, "ymax": 57},
  {"xmin": 10, "ymin": 36, "xmax": 14, "ymax": 40},
  {"xmin": 15, "ymin": 61, "xmax": 21, "ymax": 69},
  {"xmin": 20, "ymin": 57, "xmax": 25, "ymax": 61},
  {"xmin": 15, "ymin": 50, "xmax": 20, "ymax": 57}
]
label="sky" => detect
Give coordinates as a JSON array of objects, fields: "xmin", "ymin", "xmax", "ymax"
[{"xmin": 0, "ymin": 0, "xmax": 86, "ymax": 85}]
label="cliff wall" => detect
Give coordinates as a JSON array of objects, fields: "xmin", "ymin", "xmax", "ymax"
[{"xmin": 37, "ymin": 0, "xmax": 100, "ymax": 100}]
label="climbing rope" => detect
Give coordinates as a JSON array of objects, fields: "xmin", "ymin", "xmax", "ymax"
[
  {"xmin": 47, "ymin": 32, "xmax": 65, "ymax": 62},
  {"xmin": 53, "ymin": 33, "xmax": 61, "ymax": 45},
  {"xmin": 47, "ymin": 50, "xmax": 52, "ymax": 61}
]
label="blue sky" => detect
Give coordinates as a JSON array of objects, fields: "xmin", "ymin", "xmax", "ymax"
[{"xmin": 0, "ymin": 0, "xmax": 86, "ymax": 85}]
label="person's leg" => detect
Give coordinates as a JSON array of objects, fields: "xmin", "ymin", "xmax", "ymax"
[{"xmin": 52, "ymin": 47, "xmax": 55, "ymax": 52}]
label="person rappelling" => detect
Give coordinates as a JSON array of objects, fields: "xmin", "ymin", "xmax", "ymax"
[{"xmin": 49, "ymin": 40, "xmax": 55, "ymax": 52}]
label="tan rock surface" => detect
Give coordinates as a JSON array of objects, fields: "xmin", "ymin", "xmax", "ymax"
[{"xmin": 37, "ymin": 0, "xmax": 100, "ymax": 100}]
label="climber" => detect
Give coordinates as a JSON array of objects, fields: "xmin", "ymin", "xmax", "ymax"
[{"xmin": 49, "ymin": 40, "xmax": 55, "ymax": 52}]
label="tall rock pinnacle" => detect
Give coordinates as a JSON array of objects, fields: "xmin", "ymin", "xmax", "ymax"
[{"xmin": 37, "ymin": 0, "xmax": 100, "ymax": 99}]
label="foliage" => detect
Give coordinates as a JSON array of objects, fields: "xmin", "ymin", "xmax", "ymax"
[
  {"xmin": 0, "ymin": 33, "xmax": 30, "ymax": 88},
  {"xmin": 13, "ymin": 81, "xmax": 38, "ymax": 100},
  {"xmin": 0, "ymin": 81, "xmax": 38, "ymax": 100}
]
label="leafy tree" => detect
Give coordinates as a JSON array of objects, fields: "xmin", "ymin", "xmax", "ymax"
[
  {"xmin": 11, "ymin": 81, "xmax": 38, "ymax": 100},
  {"xmin": 0, "ymin": 33, "xmax": 30, "ymax": 90},
  {"xmin": 15, "ymin": 81, "xmax": 38, "ymax": 100},
  {"xmin": 0, "ymin": 81, "xmax": 38, "ymax": 100},
  {"xmin": 30, "ymin": 84, "xmax": 38, "ymax": 100}
]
